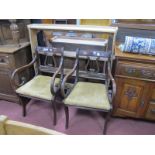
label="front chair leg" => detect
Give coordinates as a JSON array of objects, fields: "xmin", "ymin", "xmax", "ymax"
[
  {"xmin": 103, "ymin": 111, "xmax": 112, "ymax": 135},
  {"xmin": 52, "ymin": 101, "xmax": 57, "ymax": 126},
  {"xmin": 64, "ymin": 105, "xmax": 69, "ymax": 129},
  {"xmin": 19, "ymin": 96, "xmax": 28, "ymax": 117}
]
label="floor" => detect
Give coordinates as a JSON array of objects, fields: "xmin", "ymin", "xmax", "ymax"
[{"xmin": 0, "ymin": 99, "xmax": 155, "ymax": 135}]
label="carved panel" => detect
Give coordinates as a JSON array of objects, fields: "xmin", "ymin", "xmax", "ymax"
[{"xmin": 120, "ymin": 84, "xmax": 142, "ymax": 112}]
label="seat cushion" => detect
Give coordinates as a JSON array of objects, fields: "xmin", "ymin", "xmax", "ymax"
[
  {"xmin": 64, "ymin": 82, "xmax": 111, "ymax": 110},
  {"xmin": 16, "ymin": 75, "xmax": 60, "ymax": 101}
]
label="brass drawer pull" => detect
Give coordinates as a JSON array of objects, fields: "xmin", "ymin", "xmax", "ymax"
[
  {"xmin": 141, "ymin": 70, "xmax": 154, "ymax": 78},
  {"xmin": 125, "ymin": 67, "xmax": 136, "ymax": 74}
]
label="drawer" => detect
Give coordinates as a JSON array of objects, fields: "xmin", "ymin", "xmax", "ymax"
[
  {"xmin": 145, "ymin": 101, "xmax": 155, "ymax": 120},
  {"xmin": 116, "ymin": 61, "xmax": 155, "ymax": 80},
  {"xmin": 0, "ymin": 53, "xmax": 11, "ymax": 68}
]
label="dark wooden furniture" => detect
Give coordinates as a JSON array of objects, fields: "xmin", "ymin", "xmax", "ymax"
[
  {"xmin": 0, "ymin": 42, "xmax": 32, "ymax": 102},
  {"xmin": 0, "ymin": 20, "xmax": 30, "ymax": 45},
  {"xmin": 113, "ymin": 46, "xmax": 155, "ymax": 121},
  {"xmin": 11, "ymin": 46, "xmax": 64, "ymax": 125},
  {"xmin": 61, "ymin": 49, "xmax": 116, "ymax": 134}
]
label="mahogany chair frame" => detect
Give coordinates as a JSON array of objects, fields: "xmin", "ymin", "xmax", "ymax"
[
  {"xmin": 11, "ymin": 46, "xmax": 64, "ymax": 125},
  {"xmin": 61, "ymin": 49, "xmax": 116, "ymax": 134}
]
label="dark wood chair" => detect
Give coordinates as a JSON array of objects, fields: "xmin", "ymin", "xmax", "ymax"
[
  {"xmin": 11, "ymin": 46, "xmax": 64, "ymax": 125},
  {"xmin": 61, "ymin": 49, "xmax": 116, "ymax": 134}
]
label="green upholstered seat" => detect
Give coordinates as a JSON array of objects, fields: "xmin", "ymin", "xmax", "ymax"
[
  {"xmin": 16, "ymin": 75, "xmax": 60, "ymax": 101},
  {"xmin": 64, "ymin": 82, "xmax": 111, "ymax": 110}
]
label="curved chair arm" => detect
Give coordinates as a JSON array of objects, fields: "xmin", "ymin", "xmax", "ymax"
[
  {"xmin": 61, "ymin": 59, "xmax": 78, "ymax": 98},
  {"xmin": 107, "ymin": 60, "xmax": 116, "ymax": 105},
  {"xmin": 11, "ymin": 55, "xmax": 37, "ymax": 90},
  {"xmin": 50, "ymin": 56, "xmax": 64, "ymax": 95}
]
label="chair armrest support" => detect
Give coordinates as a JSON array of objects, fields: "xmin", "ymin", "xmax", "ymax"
[
  {"xmin": 61, "ymin": 59, "xmax": 78, "ymax": 98},
  {"xmin": 50, "ymin": 56, "xmax": 64, "ymax": 95},
  {"xmin": 11, "ymin": 55, "xmax": 37, "ymax": 90},
  {"xmin": 107, "ymin": 60, "xmax": 116, "ymax": 106}
]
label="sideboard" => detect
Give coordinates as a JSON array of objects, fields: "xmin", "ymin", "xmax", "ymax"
[
  {"xmin": 113, "ymin": 45, "xmax": 155, "ymax": 121},
  {"xmin": 0, "ymin": 42, "xmax": 32, "ymax": 102}
]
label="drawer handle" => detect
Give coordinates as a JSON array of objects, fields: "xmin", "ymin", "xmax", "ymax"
[
  {"xmin": 125, "ymin": 67, "xmax": 136, "ymax": 74},
  {"xmin": 141, "ymin": 70, "xmax": 153, "ymax": 78},
  {"xmin": 151, "ymin": 109, "xmax": 155, "ymax": 114}
]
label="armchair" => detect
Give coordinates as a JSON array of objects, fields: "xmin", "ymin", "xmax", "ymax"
[
  {"xmin": 11, "ymin": 46, "xmax": 64, "ymax": 125},
  {"xmin": 61, "ymin": 49, "xmax": 116, "ymax": 134}
]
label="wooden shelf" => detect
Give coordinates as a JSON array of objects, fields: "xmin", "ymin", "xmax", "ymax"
[
  {"xmin": 51, "ymin": 36, "xmax": 108, "ymax": 46},
  {"xmin": 28, "ymin": 24, "xmax": 118, "ymax": 34}
]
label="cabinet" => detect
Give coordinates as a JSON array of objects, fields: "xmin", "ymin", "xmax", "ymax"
[
  {"xmin": 113, "ymin": 46, "xmax": 155, "ymax": 120},
  {"xmin": 0, "ymin": 42, "xmax": 32, "ymax": 102}
]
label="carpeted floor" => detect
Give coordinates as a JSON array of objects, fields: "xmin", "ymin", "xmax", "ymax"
[{"xmin": 0, "ymin": 99, "xmax": 155, "ymax": 135}]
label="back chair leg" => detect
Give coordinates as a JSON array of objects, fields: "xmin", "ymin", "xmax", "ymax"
[
  {"xmin": 103, "ymin": 111, "xmax": 112, "ymax": 135},
  {"xmin": 52, "ymin": 102, "xmax": 57, "ymax": 126},
  {"xmin": 64, "ymin": 106, "xmax": 69, "ymax": 129}
]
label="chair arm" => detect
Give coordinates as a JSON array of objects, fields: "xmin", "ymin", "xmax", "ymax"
[
  {"xmin": 61, "ymin": 59, "xmax": 78, "ymax": 98},
  {"xmin": 50, "ymin": 56, "xmax": 64, "ymax": 95},
  {"xmin": 107, "ymin": 61, "xmax": 116, "ymax": 104},
  {"xmin": 11, "ymin": 55, "xmax": 37, "ymax": 90}
]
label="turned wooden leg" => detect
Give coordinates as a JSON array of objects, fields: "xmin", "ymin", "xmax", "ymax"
[
  {"xmin": 64, "ymin": 106, "xmax": 69, "ymax": 129},
  {"xmin": 103, "ymin": 111, "xmax": 111, "ymax": 135},
  {"xmin": 52, "ymin": 102, "xmax": 57, "ymax": 126}
]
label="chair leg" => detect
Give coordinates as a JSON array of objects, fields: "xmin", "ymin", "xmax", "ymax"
[
  {"xmin": 103, "ymin": 111, "xmax": 112, "ymax": 135},
  {"xmin": 64, "ymin": 106, "xmax": 69, "ymax": 129},
  {"xmin": 52, "ymin": 102, "xmax": 57, "ymax": 126},
  {"xmin": 19, "ymin": 96, "xmax": 28, "ymax": 117}
]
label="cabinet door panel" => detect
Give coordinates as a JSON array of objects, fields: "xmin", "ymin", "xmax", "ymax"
[
  {"xmin": 114, "ymin": 78, "xmax": 149, "ymax": 118},
  {"xmin": 0, "ymin": 70, "xmax": 14, "ymax": 95}
]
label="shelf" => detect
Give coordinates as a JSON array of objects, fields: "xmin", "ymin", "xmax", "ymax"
[
  {"xmin": 28, "ymin": 24, "xmax": 118, "ymax": 34},
  {"xmin": 51, "ymin": 36, "xmax": 108, "ymax": 47}
]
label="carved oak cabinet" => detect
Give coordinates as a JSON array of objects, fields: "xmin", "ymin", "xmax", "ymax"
[{"xmin": 113, "ymin": 46, "xmax": 155, "ymax": 121}]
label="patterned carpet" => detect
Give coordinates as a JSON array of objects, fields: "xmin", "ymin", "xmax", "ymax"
[{"xmin": 0, "ymin": 99, "xmax": 155, "ymax": 135}]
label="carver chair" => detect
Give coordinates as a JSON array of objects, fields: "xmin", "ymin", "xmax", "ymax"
[
  {"xmin": 11, "ymin": 46, "xmax": 64, "ymax": 125},
  {"xmin": 61, "ymin": 49, "xmax": 116, "ymax": 134}
]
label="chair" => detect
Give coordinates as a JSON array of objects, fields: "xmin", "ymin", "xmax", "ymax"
[
  {"xmin": 61, "ymin": 49, "xmax": 116, "ymax": 134},
  {"xmin": 11, "ymin": 46, "xmax": 64, "ymax": 125}
]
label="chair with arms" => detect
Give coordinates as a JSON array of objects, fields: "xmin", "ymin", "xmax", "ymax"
[
  {"xmin": 61, "ymin": 49, "xmax": 116, "ymax": 134},
  {"xmin": 11, "ymin": 46, "xmax": 64, "ymax": 125}
]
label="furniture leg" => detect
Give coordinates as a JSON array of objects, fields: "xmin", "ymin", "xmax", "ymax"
[
  {"xmin": 64, "ymin": 106, "xmax": 69, "ymax": 129},
  {"xmin": 52, "ymin": 101, "xmax": 57, "ymax": 126},
  {"xmin": 103, "ymin": 111, "xmax": 111, "ymax": 135}
]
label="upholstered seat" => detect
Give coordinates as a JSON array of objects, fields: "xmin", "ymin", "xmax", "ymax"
[
  {"xmin": 16, "ymin": 75, "xmax": 60, "ymax": 101},
  {"xmin": 64, "ymin": 82, "xmax": 111, "ymax": 110}
]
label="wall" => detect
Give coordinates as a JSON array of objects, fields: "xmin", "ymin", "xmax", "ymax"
[{"xmin": 80, "ymin": 19, "xmax": 111, "ymax": 26}]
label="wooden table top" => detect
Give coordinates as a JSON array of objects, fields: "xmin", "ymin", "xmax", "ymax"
[
  {"xmin": 115, "ymin": 45, "xmax": 155, "ymax": 62},
  {"xmin": 0, "ymin": 42, "xmax": 30, "ymax": 54}
]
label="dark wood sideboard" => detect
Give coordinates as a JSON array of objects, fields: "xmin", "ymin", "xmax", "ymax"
[
  {"xmin": 0, "ymin": 42, "xmax": 33, "ymax": 102},
  {"xmin": 113, "ymin": 46, "xmax": 155, "ymax": 121}
]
